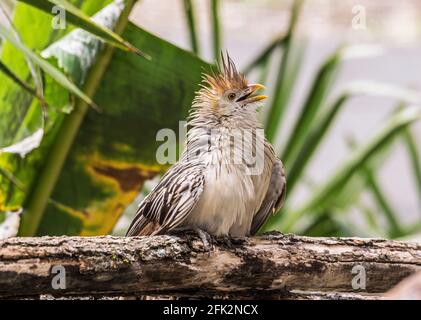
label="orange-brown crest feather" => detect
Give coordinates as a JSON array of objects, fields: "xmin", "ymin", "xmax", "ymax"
[{"xmin": 202, "ymin": 52, "xmax": 247, "ymax": 93}]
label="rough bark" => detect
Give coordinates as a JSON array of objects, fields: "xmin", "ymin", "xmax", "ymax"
[{"xmin": 0, "ymin": 232, "xmax": 420, "ymax": 299}]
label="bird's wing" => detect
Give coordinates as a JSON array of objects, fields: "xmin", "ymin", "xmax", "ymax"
[
  {"xmin": 250, "ymin": 159, "xmax": 286, "ymax": 235},
  {"xmin": 126, "ymin": 161, "xmax": 205, "ymax": 236}
]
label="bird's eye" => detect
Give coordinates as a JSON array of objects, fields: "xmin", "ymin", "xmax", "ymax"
[{"xmin": 227, "ymin": 93, "xmax": 236, "ymax": 100}]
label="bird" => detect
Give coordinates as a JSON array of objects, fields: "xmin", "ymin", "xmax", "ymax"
[{"xmin": 126, "ymin": 53, "xmax": 286, "ymax": 246}]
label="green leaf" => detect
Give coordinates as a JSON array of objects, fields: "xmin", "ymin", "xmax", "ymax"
[
  {"xmin": 302, "ymin": 214, "xmax": 355, "ymax": 237},
  {"xmin": 0, "ymin": 24, "xmax": 98, "ymax": 111},
  {"xmin": 17, "ymin": 0, "xmax": 138, "ymax": 236},
  {"xmin": 347, "ymin": 135, "xmax": 404, "ymax": 238},
  {"xmin": 265, "ymin": 0, "xmax": 304, "ymax": 142},
  {"xmin": 211, "ymin": 0, "xmax": 221, "ymax": 62},
  {"xmin": 275, "ymin": 106, "xmax": 421, "ymax": 232},
  {"xmin": 17, "ymin": 0, "xmax": 150, "ymax": 59},
  {"xmin": 0, "ymin": 1, "xmax": 45, "ymax": 99},
  {"xmin": 286, "ymin": 82, "xmax": 420, "ymax": 193},
  {"xmin": 6, "ymin": 1, "xmax": 209, "ymax": 236},
  {"xmin": 356, "ymin": 201, "xmax": 382, "ymax": 236},
  {"xmin": 0, "ymin": 0, "xmax": 112, "ymax": 215},
  {"xmin": 0, "ymin": 60, "xmax": 46, "ymax": 107},
  {"xmin": 0, "ymin": 0, "xmax": 110, "ymax": 145},
  {"xmin": 363, "ymin": 165, "xmax": 404, "ymax": 238},
  {"xmin": 40, "ymin": 0, "xmax": 138, "ymax": 108},
  {"xmin": 282, "ymin": 132, "xmax": 397, "ymax": 236},
  {"xmin": 286, "ymin": 94, "xmax": 348, "ymax": 193},
  {"xmin": 281, "ymin": 46, "xmax": 384, "ymax": 167},
  {"xmin": 242, "ymin": 34, "xmax": 285, "ymax": 75},
  {"xmin": 402, "ymin": 127, "xmax": 421, "ymax": 214},
  {"xmin": 182, "ymin": 0, "xmax": 200, "ymax": 55},
  {"xmin": 34, "ymin": 23, "xmax": 209, "ymax": 236}
]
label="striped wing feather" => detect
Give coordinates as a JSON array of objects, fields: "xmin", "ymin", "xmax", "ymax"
[
  {"xmin": 126, "ymin": 161, "xmax": 205, "ymax": 236},
  {"xmin": 250, "ymin": 160, "xmax": 286, "ymax": 235}
]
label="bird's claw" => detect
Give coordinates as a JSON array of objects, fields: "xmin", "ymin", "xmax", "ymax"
[
  {"xmin": 216, "ymin": 235, "xmax": 234, "ymax": 248},
  {"xmin": 169, "ymin": 227, "xmax": 214, "ymax": 253},
  {"xmin": 194, "ymin": 228, "xmax": 213, "ymax": 253}
]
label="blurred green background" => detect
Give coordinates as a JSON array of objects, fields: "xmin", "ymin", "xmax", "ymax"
[{"xmin": 0, "ymin": 0, "xmax": 420, "ymax": 241}]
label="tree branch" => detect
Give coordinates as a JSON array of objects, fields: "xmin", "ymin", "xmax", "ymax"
[{"xmin": 0, "ymin": 232, "xmax": 420, "ymax": 299}]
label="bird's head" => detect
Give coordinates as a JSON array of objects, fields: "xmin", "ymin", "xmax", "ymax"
[{"xmin": 190, "ymin": 53, "xmax": 267, "ymax": 126}]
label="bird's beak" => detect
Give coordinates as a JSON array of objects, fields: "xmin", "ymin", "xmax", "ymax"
[{"xmin": 237, "ymin": 83, "xmax": 268, "ymax": 104}]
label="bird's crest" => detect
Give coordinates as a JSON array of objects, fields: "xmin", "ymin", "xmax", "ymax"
[{"xmin": 202, "ymin": 52, "xmax": 247, "ymax": 93}]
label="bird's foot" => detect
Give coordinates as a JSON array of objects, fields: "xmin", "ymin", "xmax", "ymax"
[
  {"xmin": 169, "ymin": 226, "xmax": 214, "ymax": 253},
  {"xmin": 193, "ymin": 227, "xmax": 213, "ymax": 253},
  {"xmin": 216, "ymin": 235, "xmax": 234, "ymax": 248}
]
